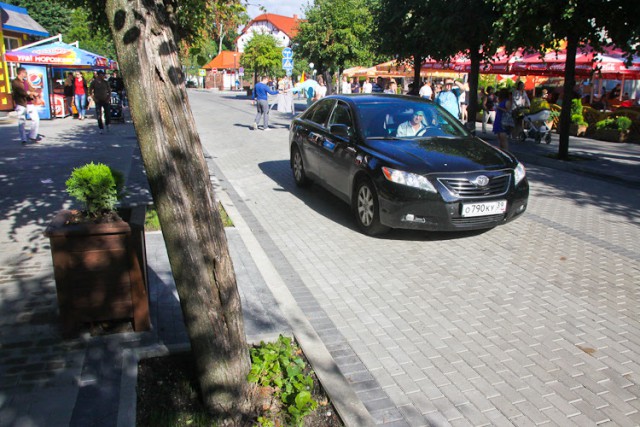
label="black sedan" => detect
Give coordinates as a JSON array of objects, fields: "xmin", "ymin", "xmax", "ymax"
[{"xmin": 289, "ymin": 94, "xmax": 529, "ymax": 235}]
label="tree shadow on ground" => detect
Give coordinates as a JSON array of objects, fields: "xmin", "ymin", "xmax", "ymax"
[{"xmin": 258, "ymin": 159, "xmax": 490, "ymax": 242}]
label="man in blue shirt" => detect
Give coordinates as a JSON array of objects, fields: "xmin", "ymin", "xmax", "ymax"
[
  {"xmin": 435, "ymin": 80, "xmax": 460, "ymax": 118},
  {"xmin": 252, "ymin": 76, "xmax": 279, "ymax": 131}
]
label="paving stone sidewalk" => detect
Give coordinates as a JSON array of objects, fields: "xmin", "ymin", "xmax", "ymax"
[
  {"xmin": 0, "ymin": 111, "xmax": 289, "ymax": 427},
  {"xmin": 1, "ymin": 94, "xmax": 639, "ymax": 427}
]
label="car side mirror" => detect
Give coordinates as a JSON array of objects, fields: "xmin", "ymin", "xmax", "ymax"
[{"xmin": 330, "ymin": 124, "xmax": 351, "ymax": 139}]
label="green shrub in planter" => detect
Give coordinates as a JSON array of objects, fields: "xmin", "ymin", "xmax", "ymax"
[
  {"xmin": 571, "ymin": 99, "xmax": 587, "ymax": 126},
  {"xmin": 595, "ymin": 116, "xmax": 632, "ymax": 132},
  {"xmin": 65, "ymin": 162, "xmax": 124, "ymax": 217}
]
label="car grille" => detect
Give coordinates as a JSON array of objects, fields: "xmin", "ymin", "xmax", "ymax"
[
  {"xmin": 438, "ymin": 174, "xmax": 511, "ymax": 198},
  {"xmin": 452, "ymin": 214, "xmax": 505, "ymax": 227}
]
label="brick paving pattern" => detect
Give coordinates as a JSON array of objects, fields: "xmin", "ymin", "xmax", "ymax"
[{"xmin": 191, "ymin": 92, "xmax": 640, "ymax": 426}]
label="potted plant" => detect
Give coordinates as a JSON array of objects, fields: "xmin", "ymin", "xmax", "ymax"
[
  {"xmin": 569, "ymin": 98, "xmax": 588, "ymax": 136},
  {"xmin": 45, "ymin": 162, "xmax": 150, "ymax": 338},
  {"xmin": 592, "ymin": 116, "xmax": 632, "ymax": 142}
]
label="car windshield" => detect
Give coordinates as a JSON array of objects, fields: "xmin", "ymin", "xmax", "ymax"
[{"xmin": 356, "ymin": 99, "xmax": 470, "ymax": 140}]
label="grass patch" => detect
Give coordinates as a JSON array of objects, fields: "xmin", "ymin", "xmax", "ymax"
[
  {"xmin": 144, "ymin": 202, "xmax": 234, "ymax": 231},
  {"xmin": 144, "ymin": 206, "xmax": 161, "ymax": 231}
]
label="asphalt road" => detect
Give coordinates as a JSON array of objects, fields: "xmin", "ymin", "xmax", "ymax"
[{"xmin": 192, "ymin": 90, "xmax": 640, "ymax": 427}]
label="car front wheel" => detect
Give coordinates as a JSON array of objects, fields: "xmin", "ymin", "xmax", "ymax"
[
  {"xmin": 354, "ymin": 178, "xmax": 390, "ymax": 236},
  {"xmin": 291, "ymin": 146, "xmax": 310, "ymax": 187}
]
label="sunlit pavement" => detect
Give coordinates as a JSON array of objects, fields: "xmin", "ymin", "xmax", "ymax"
[{"xmin": 191, "ymin": 90, "xmax": 640, "ymax": 426}]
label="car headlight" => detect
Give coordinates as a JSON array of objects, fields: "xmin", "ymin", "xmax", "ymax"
[
  {"xmin": 382, "ymin": 167, "xmax": 437, "ymax": 193},
  {"xmin": 514, "ymin": 162, "xmax": 526, "ymax": 186}
]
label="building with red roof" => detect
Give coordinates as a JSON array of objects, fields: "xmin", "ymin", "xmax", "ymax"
[{"xmin": 237, "ymin": 13, "xmax": 302, "ymax": 53}]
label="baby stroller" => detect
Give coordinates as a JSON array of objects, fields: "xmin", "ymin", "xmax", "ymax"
[
  {"xmin": 110, "ymin": 91, "xmax": 125, "ymax": 123},
  {"xmin": 518, "ymin": 109, "xmax": 552, "ymax": 144}
]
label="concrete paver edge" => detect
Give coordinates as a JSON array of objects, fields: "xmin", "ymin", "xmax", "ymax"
[{"xmin": 215, "ymin": 182, "xmax": 377, "ymax": 427}]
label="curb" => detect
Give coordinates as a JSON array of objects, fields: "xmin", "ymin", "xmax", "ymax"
[{"xmin": 208, "ymin": 156, "xmax": 377, "ymax": 427}]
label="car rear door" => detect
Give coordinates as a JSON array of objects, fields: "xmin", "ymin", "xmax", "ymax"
[
  {"xmin": 317, "ymin": 101, "xmax": 358, "ymax": 199},
  {"xmin": 295, "ymin": 99, "xmax": 335, "ymax": 178}
]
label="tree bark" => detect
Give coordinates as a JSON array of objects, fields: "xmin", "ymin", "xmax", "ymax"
[
  {"xmin": 558, "ymin": 33, "xmax": 579, "ymax": 161},
  {"xmin": 468, "ymin": 49, "xmax": 481, "ymax": 133},
  {"xmin": 105, "ymin": 0, "xmax": 251, "ymax": 418}
]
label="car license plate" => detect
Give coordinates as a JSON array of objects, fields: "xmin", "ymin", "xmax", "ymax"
[{"xmin": 461, "ymin": 200, "xmax": 507, "ymax": 217}]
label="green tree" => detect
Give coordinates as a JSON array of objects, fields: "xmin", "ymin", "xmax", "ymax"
[
  {"xmin": 3, "ymin": 0, "xmax": 71, "ymax": 35},
  {"xmin": 493, "ymin": 0, "xmax": 640, "ymax": 160},
  {"xmin": 63, "ymin": 7, "xmax": 115, "ymax": 59},
  {"xmin": 240, "ymin": 33, "xmax": 283, "ymax": 81},
  {"xmin": 60, "ymin": 0, "xmax": 253, "ymax": 420},
  {"xmin": 211, "ymin": 1, "xmax": 249, "ymax": 53},
  {"xmin": 293, "ymin": 0, "xmax": 377, "ymax": 94},
  {"xmin": 372, "ymin": 0, "xmax": 430, "ymax": 95},
  {"xmin": 375, "ymin": 0, "xmax": 497, "ymax": 126}
]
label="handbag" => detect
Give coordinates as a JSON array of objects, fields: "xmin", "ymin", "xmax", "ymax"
[{"xmin": 501, "ymin": 110, "xmax": 515, "ymax": 128}]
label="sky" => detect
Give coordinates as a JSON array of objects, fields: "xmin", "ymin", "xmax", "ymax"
[{"xmin": 246, "ymin": 0, "xmax": 307, "ymax": 18}]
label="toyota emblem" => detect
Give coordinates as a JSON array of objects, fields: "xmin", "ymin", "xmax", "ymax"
[{"xmin": 472, "ymin": 175, "xmax": 490, "ymax": 187}]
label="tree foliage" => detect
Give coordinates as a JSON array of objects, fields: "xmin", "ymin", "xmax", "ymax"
[
  {"xmin": 374, "ymin": 0, "xmax": 496, "ymax": 122},
  {"xmin": 3, "ymin": 0, "xmax": 71, "ymax": 35},
  {"xmin": 240, "ymin": 33, "xmax": 283, "ymax": 79},
  {"xmin": 293, "ymin": 0, "xmax": 378, "ymax": 93},
  {"xmin": 492, "ymin": 0, "xmax": 640, "ymax": 159},
  {"xmin": 63, "ymin": 7, "xmax": 116, "ymax": 59}
]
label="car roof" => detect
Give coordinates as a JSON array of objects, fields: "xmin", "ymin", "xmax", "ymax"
[{"xmin": 323, "ymin": 94, "xmax": 433, "ymax": 105}]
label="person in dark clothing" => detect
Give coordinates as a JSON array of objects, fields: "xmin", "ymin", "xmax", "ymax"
[
  {"xmin": 90, "ymin": 70, "xmax": 111, "ymax": 133},
  {"xmin": 109, "ymin": 71, "xmax": 124, "ymax": 94},
  {"xmin": 63, "ymin": 73, "xmax": 74, "ymax": 116}
]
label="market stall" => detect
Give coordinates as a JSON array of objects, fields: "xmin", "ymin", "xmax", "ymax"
[{"xmin": 4, "ymin": 35, "xmax": 116, "ymax": 119}]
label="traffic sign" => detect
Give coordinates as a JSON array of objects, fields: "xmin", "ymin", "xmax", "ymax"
[
  {"xmin": 282, "ymin": 47, "xmax": 293, "ymax": 59},
  {"xmin": 282, "ymin": 58, "xmax": 294, "ymax": 70}
]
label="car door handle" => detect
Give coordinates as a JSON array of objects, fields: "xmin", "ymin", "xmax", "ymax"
[{"xmin": 309, "ymin": 132, "xmax": 324, "ymax": 144}]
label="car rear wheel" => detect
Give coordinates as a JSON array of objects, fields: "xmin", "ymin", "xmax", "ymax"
[
  {"xmin": 545, "ymin": 133, "xmax": 552, "ymax": 144},
  {"xmin": 354, "ymin": 178, "xmax": 390, "ymax": 236},
  {"xmin": 291, "ymin": 146, "xmax": 310, "ymax": 187}
]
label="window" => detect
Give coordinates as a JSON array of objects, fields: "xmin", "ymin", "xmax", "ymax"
[
  {"xmin": 306, "ymin": 99, "xmax": 334, "ymax": 126},
  {"xmin": 4, "ymin": 36, "xmax": 19, "ymax": 52},
  {"xmin": 328, "ymin": 102, "xmax": 353, "ymax": 128}
]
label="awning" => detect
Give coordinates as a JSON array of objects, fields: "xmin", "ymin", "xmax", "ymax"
[
  {"xmin": 5, "ymin": 41, "xmax": 111, "ymax": 68},
  {"xmin": 0, "ymin": 2, "xmax": 49, "ymax": 37}
]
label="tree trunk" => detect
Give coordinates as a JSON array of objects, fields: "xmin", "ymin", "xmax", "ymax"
[
  {"xmin": 558, "ymin": 33, "xmax": 579, "ymax": 161},
  {"xmin": 411, "ymin": 52, "xmax": 422, "ymax": 96},
  {"xmin": 468, "ymin": 49, "xmax": 481, "ymax": 133},
  {"xmin": 105, "ymin": 0, "xmax": 251, "ymax": 418}
]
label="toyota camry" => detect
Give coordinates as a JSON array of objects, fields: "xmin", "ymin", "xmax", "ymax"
[{"xmin": 289, "ymin": 94, "xmax": 529, "ymax": 236}]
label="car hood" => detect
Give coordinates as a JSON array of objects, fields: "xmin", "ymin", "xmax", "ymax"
[{"xmin": 363, "ymin": 136, "xmax": 516, "ymax": 174}]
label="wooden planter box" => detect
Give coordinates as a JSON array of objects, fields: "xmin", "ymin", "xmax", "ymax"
[
  {"xmin": 592, "ymin": 128, "xmax": 630, "ymax": 143},
  {"xmin": 45, "ymin": 206, "xmax": 150, "ymax": 338},
  {"xmin": 569, "ymin": 123, "xmax": 588, "ymax": 137}
]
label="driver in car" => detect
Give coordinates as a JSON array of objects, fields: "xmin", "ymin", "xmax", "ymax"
[{"xmin": 396, "ymin": 110, "xmax": 428, "ymax": 137}]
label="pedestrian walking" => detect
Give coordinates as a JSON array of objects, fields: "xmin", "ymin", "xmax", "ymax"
[
  {"xmin": 89, "ymin": 70, "xmax": 111, "ymax": 133},
  {"xmin": 63, "ymin": 73, "xmax": 74, "ymax": 117},
  {"xmin": 252, "ymin": 76, "xmax": 279, "ymax": 131},
  {"xmin": 11, "ymin": 67, "xmax": 41, "ymax": 144},
  {"xmin": 73, "ymin": 72, "xmax": 88, "ymax": 120},
  {"xmin": 482, "ymin": 86, "xmax": 496, "ymax": 134}
]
